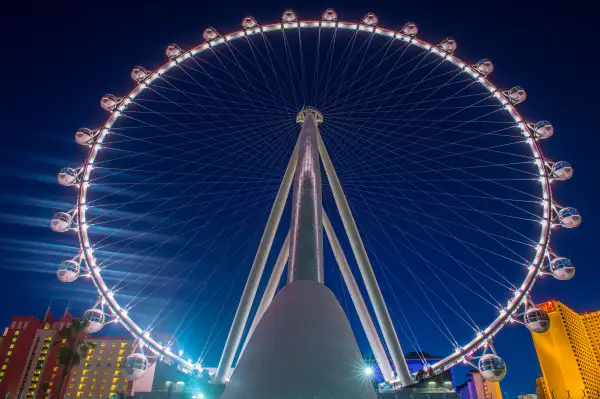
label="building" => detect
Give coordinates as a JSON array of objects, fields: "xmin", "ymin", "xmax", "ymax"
[
  {"xmin": 18, "ymin": 309, "xmax": 73, "ymax": 399},
  {"xmin": 0, "ymin": 307, "xmax": 79, "ymax": 399},
  {"xmin": 1, "ymin": 308, "xmax": 159, "ymax": 399},
  {"xmin": 535, "ymin": 377, "xmax": 549, "ymax": 399},
  {"xmin": 63, "ymin": 336, "xmax": 136, "ymax": 398},
  {"xmin": 132, "ymin": 361, "xmax": 198, "ymax": 399},
  {"xmin": 517, "ymin": 395, "xmax": 538, "ymax": 399},
  {"xmin": 532, "ymin": 300, "xmax": 600, "ymax": 398},
  {"xmin": 456, "ymin": 370, "xmax": 502, "ymax": 399},
  {"xmin": 0, "ymin": 315, "xmax": 43, "ymax": 398}
]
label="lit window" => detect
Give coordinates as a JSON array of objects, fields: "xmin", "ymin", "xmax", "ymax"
[
  {"xmin": 112, "ymin": 378, "xmax": 120, "ymax": 383},
  {"xmin": 100, "ymin": 350, "xmax": 105, "ymax": 354},
  {"xmin": 15, "ymin": 331, "xmax": 20, "ymax": 336},
  {"xmin": 0, "ymin": 372, "xmax": 3, "ymax": 377},
  {"xmin": 69, "ymin": 384, "xmax": 74, "ymax": 389},
  {"xmin": 49, "ymin": 382, "xmax": 53, "ymax": 387},
  {"xmin": 9, "ymin": 345, "xmax": 14, "ymax": 349},
  {"xmin": 12, "ymin": 338, "xmax": 17, "ymax": 342},
  {"xmin": 1, "ymin": 366, "xmax": 6, "ymax": 370},
  {"xmin": 7, "ymin": 351, "xmax": 12, "ymax": 356}
]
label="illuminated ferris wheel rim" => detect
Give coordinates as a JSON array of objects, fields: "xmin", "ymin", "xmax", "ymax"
[{"xmin": 65, "ymin": 10, "xmax": 567, "ymax": 383}]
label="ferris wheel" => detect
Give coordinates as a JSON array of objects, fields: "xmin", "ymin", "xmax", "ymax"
[{"xmin": 51, "ymin": 9, "xmax": 581, "ymax": 389}]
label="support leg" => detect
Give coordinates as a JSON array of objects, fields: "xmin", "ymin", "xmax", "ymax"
[
  {"xmin": 215, "ymin": 142, "xmax": 299, "ymax": 383},
  {"xmin": 239, "ymin": 232, "xmax": 290, "ymax": 358},
  {"xmin": 318, "ymin": 134, "xmax": 413, "ymax": 386},
  {"xmin": 323, "ymin": 211, "xmax": 394, "ymax": 381}
]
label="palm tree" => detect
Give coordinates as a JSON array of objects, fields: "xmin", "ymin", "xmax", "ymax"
[{"xmin": 54, "ymin": 318, "xmax": 95, "ymax": 399}]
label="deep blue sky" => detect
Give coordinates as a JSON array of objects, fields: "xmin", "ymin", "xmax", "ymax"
[{"xmin": 2, "ymin": 0, "xmax": 599, "ymax": 396}]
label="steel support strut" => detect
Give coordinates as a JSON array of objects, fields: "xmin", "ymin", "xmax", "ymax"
[
  {"xmin": 288, "ymin": 110, "xmax": 324, "ymax": 283},
  {"xmin": 317, "ymin": 134, "xmax": 413, "ymax": 386},
  {"xmin": 215, "ymin": 141, "xmax": 300, "ymax": 383},
  {"xmin": 239, "ymin": 232, "xmax": 290, "ymax": 357},
  {"xmin": 322, "ymin": 211, "xmax": 394, "ymax": 381}
]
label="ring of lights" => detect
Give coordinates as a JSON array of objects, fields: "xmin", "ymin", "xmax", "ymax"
[{"xmin": 70, "ymin": 13, "xmax": 559, "ymax": 382}]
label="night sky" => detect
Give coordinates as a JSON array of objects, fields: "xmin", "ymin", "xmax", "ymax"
[{"xmin": 2, "ymin": 0, "xmax": 599, "ymax": 396}]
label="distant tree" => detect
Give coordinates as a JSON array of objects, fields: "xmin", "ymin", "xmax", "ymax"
[{"xmin": 54, "ymin": 319, "xmax": 95, "ymax": 399}]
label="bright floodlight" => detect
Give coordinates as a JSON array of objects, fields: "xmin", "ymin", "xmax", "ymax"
[{"xmin": 364, "ymin": 366, "xmax": 374, "ymax": 376}]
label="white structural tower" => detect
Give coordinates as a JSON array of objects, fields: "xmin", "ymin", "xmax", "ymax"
[{"xmin": 214, "ymin": 107, "xmax": 413, "ymax": 387}]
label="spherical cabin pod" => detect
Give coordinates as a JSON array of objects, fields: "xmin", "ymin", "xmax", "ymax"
[
  {"xmin": 282, "ymin": 9, "xmax": 297, "ymax": 23},
  {"xmin": 478, "ymin": 354, "xmax": 507, "ymax": 382},
  {"xmin": 165, "ymin": 44, "xmax": 183, "ymax": 59},
  {"xmin": 558, "ymin": 207, "xmax": 582, "ymax": 228},
  {"xmin": 322, "ymin": 8, "xmax": 338, "ymax": 22},
  {"xmin": 57, "ymin": 260, "xmax": 80, "ymax": 283},
  {"xmin": 532, "ymin": 121, "xmax": 554, "ymax": 139},
  {"xmin": 549, "ymin": 257, "xmax": 575, "ymax": 280},
  {"xmin": 242, "ymin": 16, "xmax": 258, "ymax": 29},
  {"xmin": 551, "ymin": 161, "xmax": 574, "ymax": 180},
  {"xmin": 506, "ymin": 86, "xmax": 527, "ymax": 104},
  {"xmin": 51, "ymin": 212, "xmax": 72, "ymax": 233},
  {"xmin": 125, "ymin": 353, "xmax": 149, "ymax": 381},
  {"xmin": 203, "ymin": 27, "xmax": 219, "ymax": 42},
  {"xmin": 439, "ymin": 37, "xmax": 457, "ymax": 53},
  {"xmin": 524, "ymin": 308, "xmax": 551, "ymax": 333},
  {"xmin": 83, "ymin": 309, "xmax": 105, "ymax": 334},
  {"xmin": 131, "ymin": 66, "xmax": 151, "ymax": 83},
  {"xmin": 474, "ymin": 59, "xmax": 494, "ymax": 76},
  {"xmin": 75, "ymin": 128, "xmax": 96, "ymax": 145},
  {"xmin": 401, "ymin": 22, "xmax": 418, "ymax": 36},
  {"xmin": 100, "ymin": 94, "xmax": 121, "ymax": 112},
  {"xmin": 57, "ymin": 167, "xmax": 79, "ymax": 186},
  {"xmin": 362, "ymin": 13, "xmax": 378, "ymax": 27}
]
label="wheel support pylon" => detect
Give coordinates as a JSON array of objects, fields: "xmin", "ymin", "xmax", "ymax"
[
  {"xmin": 216, "ymin": 109, "xmax": 413, "ymax": 389},
  {"xmin": 318, "ymin": 133, "xmax": 413, "ymax": 387}
]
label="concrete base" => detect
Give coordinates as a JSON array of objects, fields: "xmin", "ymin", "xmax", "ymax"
[{"xmin": 222, "ymin": 280, "xmax": 377, "ymax": 399}]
